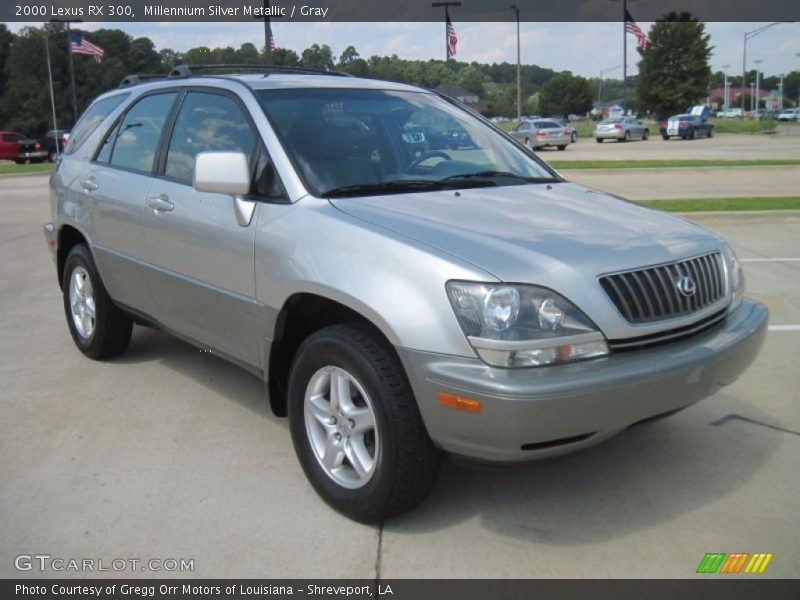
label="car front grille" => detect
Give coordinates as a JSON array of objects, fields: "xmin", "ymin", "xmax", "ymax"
[{"xmin": 599, "ymin": 252, "xmax": 726, "ymax": 324}]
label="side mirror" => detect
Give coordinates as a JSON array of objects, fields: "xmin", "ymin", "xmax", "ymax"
[{"xmin": 193, "ymin": 151, "xmax": 250, "ymax": 196}]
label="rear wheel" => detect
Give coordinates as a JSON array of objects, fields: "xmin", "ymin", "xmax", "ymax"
[
  {"xmin": 596, "ymin": 138, "xmax": 603, "ymax": 143},
  {"xmin": 14, "ymin": 159, "xmax": 26, "ymax": 165},
  {"xmin": 288, "ymin": 324, "xmax": 440, "ymax": 522},
  {"xmin": 557, "ymin": 145, "xmax": 567, "ymax": 151},
  {"xmin": 642, "ymin": 129, "xmax": 649, "ymax": 140},
  {"xmin": 524, "ymin": 138, "xmax": 532, "ymax": 150},
  {"xmin": 691, "ymin": 129, "xmax": 698, "ymax": 140},
  {"xmin": 570, "ymin": 131, "xmax": 578, "ymax": 143},
  {"xmin": 708, "ymin": 127, "xmax": 715, "ymax": 138},
  {"xmin": 62, "ymin": 244, "xmax": 132, "ymax": 359},
  {"xmin": 662, "ymin": 135, "xmax": 669, "ymax": 141}
]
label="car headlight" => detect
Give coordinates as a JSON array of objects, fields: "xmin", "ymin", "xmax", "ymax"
[
  {"xmin": 721, "ymin": 243, "xmax": 745, "ymax": 313},
  {"xmin": 446, "ymin": 281, "xmax": 609, "ymax": 368}
]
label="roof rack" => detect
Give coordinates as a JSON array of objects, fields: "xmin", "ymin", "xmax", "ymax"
[{"xmin": 119, "ymin": 63, "xmax": 352, "ymax": 88}]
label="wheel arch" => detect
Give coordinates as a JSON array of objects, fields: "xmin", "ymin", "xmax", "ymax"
[
  {"xmin": 266, "ymin": 292, "xmax": 403, "ymax": 417},
  {"xmin": 56, "ymin": 224, "xmax": 90, "ymax": 290}
]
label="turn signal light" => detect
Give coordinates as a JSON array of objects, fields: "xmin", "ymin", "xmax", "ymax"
[{"xmin": 437, "ymin": 392, "xmax": 481, "ymax": 413}]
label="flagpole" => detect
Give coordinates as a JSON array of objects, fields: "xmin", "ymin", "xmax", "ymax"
[
  {"xmin": 431, "ymin": 2, "xmax": 461, "ymax": 66},
  {"xmin": 263, "ymin": 0, "xmax": 273, "ymax": 67},
  {"xmin": 65, "ymin": 21, "xmax": 78, "ymax": 123},
  {"xmin": 44, "ymin": 29, "xmax": 59, "ymax": 160},
  {"xmin": 622, "ymin": 0, "xmax": 627, "ymax": 111}
]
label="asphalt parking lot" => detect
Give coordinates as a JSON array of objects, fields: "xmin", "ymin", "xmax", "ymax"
[{"xmin": 0, "ymin": 160, "xmax": 798, "ymax": 578}]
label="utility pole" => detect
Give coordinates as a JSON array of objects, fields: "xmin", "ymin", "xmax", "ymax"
[
  {"xmin": 510, "ymin": 4, "xmax": 521, "ymax": 123},
  {"xmin": 721, "ymin": 64, "xmax": 730, "ymax": 111},
  {"xmin": 50, "ymin": 18, "xmax": 83, "ymax": 124},
  {"xmin": 431, "ymin": 2, "xmax": 461, "ymax": 66},
  {"xmin": 754, "ymin": 59, "xmax": 762, "ymax": 113},
  {"xmin": 779, "ymin": 74, "xmax": 785, "ymax": 110},
  {"xmin": 622, "ymin": 0, "xmax": 627, "ymax": 110}
]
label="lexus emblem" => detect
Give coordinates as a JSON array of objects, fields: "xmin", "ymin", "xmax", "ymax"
[{"xmin": 676, "ymin": 276, "xmax": 697, "ymax": 297}]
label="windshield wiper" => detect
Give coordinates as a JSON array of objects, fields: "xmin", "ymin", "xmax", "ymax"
[
  {"xmin": 443, "ymin": 171, "xmax": 558, "ymax": 184},
  {"xmin": 323, "ymin": 178, "xmax": 493, "ymax": 198}
]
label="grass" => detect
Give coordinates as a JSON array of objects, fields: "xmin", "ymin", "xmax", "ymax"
[
  {"xmin": 640, "ymin": 196, "xmax": 800, "ymax": 212},
  {"xmin": 711, "ymin": 118, "xmax": 779, "ymax": 134},
  {"xmin": 549, "ymin": 158, "xmax": 800, "ymax": 170},
  {"xmin": 0, "ymin": 162, "xmax": 52, "ymax": 175}
]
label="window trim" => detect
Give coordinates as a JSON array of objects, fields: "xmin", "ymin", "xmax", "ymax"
[{"xmin": 91, "ymin": 88, "xmax": 183, "ymax": 177}]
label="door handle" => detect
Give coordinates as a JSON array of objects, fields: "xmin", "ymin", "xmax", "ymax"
[
  {"xmin": 147, "ymin": 194, "xmax": 174, "ymax": 212},
  {"xmin": 80, "ymin": 178, "xmax": 98, "ymax": 191}
]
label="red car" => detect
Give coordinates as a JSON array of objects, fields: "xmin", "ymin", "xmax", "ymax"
[{"xmin": 0, "ymin": 131, "xmax": 47, "ymax": 163}]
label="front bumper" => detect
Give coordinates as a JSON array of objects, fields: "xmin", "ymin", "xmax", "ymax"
[{"xmin": 398, "ymin": 299, "xmax": 768, "ymax": 462}]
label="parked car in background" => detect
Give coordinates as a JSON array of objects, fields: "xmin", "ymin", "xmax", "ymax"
[
  {"xmin": 716, "ymin": 108, "xmax": 743, "ymax": 118},
  {"xmin": 0, "ymin": 131, "xmax": 46, "ymax": 163},
  {"xmin": 40, "ymin": 129, "xmax": 71, "ymax": 162},
  {"xmin": 510, "ymin": 119, "xmax": 571, "ymax": 150},
  {"xmin": 594, "ymin": 117, "xmax": 649, "ymax": 143},
  {"xmin": 777, "ymin": 108, "xmax": 798, "ymax": 122},
  {"xmin": 555, "ymin": 121, "xmax": 579, "ymax": 144},
  {"xmin": 660, "ymin": 115, "xmax": 714, "ymax": 140}
]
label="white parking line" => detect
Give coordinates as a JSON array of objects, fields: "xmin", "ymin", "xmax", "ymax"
[
  {"xmin": 740, "ymin": 258, "xmax": 800, "ymax": 262},
  {"xmin": 769, "ymin": 325, "xmax": 800, "ymax": 332}
]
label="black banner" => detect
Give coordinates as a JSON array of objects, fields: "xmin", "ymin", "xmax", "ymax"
[
  {"xmin": 2, "ymin": 0, "xmax": 800, "ymax": 22},
  {"xmin": 4, "ymin": 580, "xmax": 800, "ymax": 600}
]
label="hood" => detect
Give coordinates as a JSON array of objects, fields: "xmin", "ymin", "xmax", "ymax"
[{"xmin": 329, "ymin": 182, "xmax": 720, "ymax": 283}]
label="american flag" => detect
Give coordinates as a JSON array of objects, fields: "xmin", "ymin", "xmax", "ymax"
[
  {"xmin": 270, "ymin": 31, "xmax": 277, "ymax": 55},
  {"xmin": 69, "ymin": 32, "xmax": 104, "ymax": 63},
  {"xmin": 624, "ymin": 9, "xmax": 648, "ymax": 50},
  {"xmin": 446, "ymin": 14, "xmax": 458, "ymax": 59}
]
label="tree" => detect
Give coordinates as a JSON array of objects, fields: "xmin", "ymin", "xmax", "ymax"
[
  {"xmin": 636, "ymin": 12, "xmax": 713, "ymax": 118},
  {"xmin": 272, "ymin": 47, "xmax": 300, "ymax": 67},
  {"xmin": 538, "ymin": 72, "xmax": 593, "ymax": 118},
  {"xmin": 0, "ymin": 24, "xmax": 15, "ymax": 124},
  {"xmin": 301, "ymin": 44, "xmax": 334, "ymax": 70}
]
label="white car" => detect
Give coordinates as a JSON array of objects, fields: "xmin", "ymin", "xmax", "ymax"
[{"xmin": 777, "ymin": 109, "xmax": 798, "ymax": 122}]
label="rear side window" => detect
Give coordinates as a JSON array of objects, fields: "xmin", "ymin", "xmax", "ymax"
[
  {"xmin": 65, "ymin": 94, "xmax": 129, "ymax": 154},
  {"xmin": 164, "ymin": 92, "xmax": 256, "ymax": 184},
  {"xmin": 99, "ymin": 92, "xmax": 177, "ymax": 174}
]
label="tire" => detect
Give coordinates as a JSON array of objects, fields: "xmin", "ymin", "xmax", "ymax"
[
  {"xmin": 691, "ymin": 129, "xmax": 697, "ymax": 140},
  {"xmin": 708, "ymin": 128, "xmax": 714, "ymax": 138},
  {"xmin": 623, "ymin": 131, "xmax": 631, "ymax": 142},
  {"xmin": 642, "ymin": 129, "xmax": 649, "ymax": 140},
  {"xmin": 288, "ymin": 323, "xmax": 440, "ymax": 522},
  {"xmin": 557, "ymin": 145, "xmax": 567, "ymax": 151},
  {"xmin": 662, "ymin": 135, "xmax": 669, "ymax": 141},
  {"xmin": 14, "ymin": 159, "xmax": 26, "ymax": 165},
  {"xmin": 571, "ymin": 132, "xmax": 577, "ymax": 143},
  {"xmin": 524, "ymin": 138, "xmax": 532, "ymax": 150},
  {"xmin": 48, "ymin": 150, "xmax": 56, "ymax": 162},
  {"xmin": 62, "ymin": 244, "xmax": 133, "ymax": 360},
  {"xmin": 596, "ymin": 138, "xmax": 603, "ymax": 143}
]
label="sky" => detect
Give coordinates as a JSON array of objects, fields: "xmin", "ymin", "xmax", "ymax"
[{"xmin": 6, "ymin": 20, "xmax": 800, "ymax": 79}]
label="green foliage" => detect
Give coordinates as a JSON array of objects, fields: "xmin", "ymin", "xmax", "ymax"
[
  {"xmin": 538, "ymin": 72, "xmax": 593, "ymax": 118},
  {"xmin": 636, "ymin": 12, "xmax": 713, "ymax": 119}
]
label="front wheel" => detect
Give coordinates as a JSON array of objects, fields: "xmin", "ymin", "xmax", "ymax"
[
  {"xmin": 662, "ymin": 135, "xmax": 669, "ymax": 141},
  {"xmin": 596, "ymin": 138, "xmax": 603, "ymax": 143},
  {"xmin": 288, "ymin": 324, "xmax": 440, "ymax": 522},
  {"xmin": 557, "ymin": 145, "xmax": 567, "ymax": 151},
  {"xmin": 642, "ymin": 129, "xmax": 649, "ymax": 140},
  {"xmin": 571, "ymin": 132, "xmax": 578, "ymax": 143},
  {"xmin": 524, "ymin": 138, "xmax": 533, "ymax": 150},
  {"xmin": 62, "ymin": 244, "xmax": 132, "ymax": 359},
  {"xmin": 708, "ymin": 128, "xmax": 715, "ymax": 138}
]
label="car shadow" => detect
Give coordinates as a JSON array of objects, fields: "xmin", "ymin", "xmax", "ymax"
[
  {"xmin": 113, "ymin": 326, "xmax": 281, "ymax": 426},
  {"xmin": 387, "ymin": 393, "xmax": 781, "ymax": 543}
]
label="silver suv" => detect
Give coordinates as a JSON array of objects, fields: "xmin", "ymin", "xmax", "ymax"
[{"xmin": 44, "ymin": 68, "xmax": 768, "ymax": 521}]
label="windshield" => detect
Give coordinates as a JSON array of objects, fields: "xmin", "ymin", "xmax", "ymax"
[{"xmin": 257, "ymin": 88, "xmax": 559, "ymax": 197}]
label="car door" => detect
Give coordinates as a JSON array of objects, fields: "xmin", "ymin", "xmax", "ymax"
[
  {"xmin": 142, "ymin": 88, "xmax": 262, "ymax": 367},
  {"xmin": 79, "ymin": 91, "xmax": 179, "ymax": 317}
]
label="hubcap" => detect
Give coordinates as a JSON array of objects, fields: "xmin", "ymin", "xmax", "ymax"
[
  {"xmin": 69, "ymin": 266, "xmax": 96, "ymax": 339},
  {"xmin": 304, "ymin": 366, "xmax": 379, "ymax": 489}
]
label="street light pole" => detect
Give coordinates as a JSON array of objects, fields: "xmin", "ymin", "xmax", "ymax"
[
  {"xmin": 749, "ymin": 83, "xmax": 755, "ymax": 112},
  {"xmin": 510, "ymin": 4, "xmax": 521, "ymax": 123},
  {"xmin": 598, "ymin": 65, "xmax": 621, "ymax": 104},
  {"xmin": 779, "ymin": 74, "xmax": 785, "ymax": 110},
  {"xmin": 741, "ymin": 23, "xmax": 782, "ymax": 114}
]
